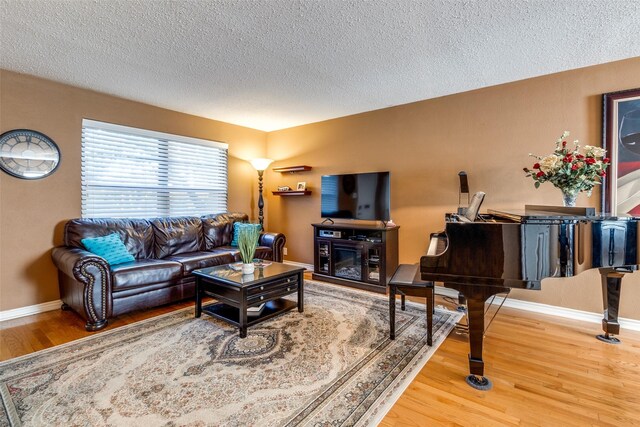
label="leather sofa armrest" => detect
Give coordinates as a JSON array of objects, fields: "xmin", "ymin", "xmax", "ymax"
[
  {"xmin": 259, "ymin": 232, "xmax": 286, "ymax": 262},
  {"xmin": 51, "ymin": 246, "xmax": 112, "ymax": 331},
  {"xmin": 52, "ymin": 247, "xmax": 107, "ymax": 278}
]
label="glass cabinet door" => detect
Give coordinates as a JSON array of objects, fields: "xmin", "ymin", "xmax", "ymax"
[
  {"xmin": 366, "ymin": 246, "xmax": 381, "ymax": 282},
  {"xmin": 317, "ymin": 241, "xmax": 330, "ymax": 274}
]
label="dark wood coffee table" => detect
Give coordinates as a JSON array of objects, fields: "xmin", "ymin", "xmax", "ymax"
[{"xmin": 193, "ymin": 262, "xmax": 305, "ymax": 338}]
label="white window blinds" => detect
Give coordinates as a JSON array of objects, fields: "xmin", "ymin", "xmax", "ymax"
[{"xmin": 81, "ymin": 119, "xmax": 228, "ymax": 218}]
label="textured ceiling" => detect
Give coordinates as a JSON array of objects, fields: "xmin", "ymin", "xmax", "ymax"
[{"xmin": 1, "ymin": 0, "xmax": 639, "ymax": 131}]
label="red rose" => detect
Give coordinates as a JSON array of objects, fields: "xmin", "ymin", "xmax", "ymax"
[
  {"xmin": 562, "ymin": 141, "xmax": 567, "ymax": 147},
  {"xmin": 576, "ymin": 154, "xmax": 585, "ymax": 159},
  {"xmin": 599, "ymin": 170, "xmax": 606, "ymax": 177},
  {"xmin": 533, "ymin": 163, "xmax": 540, "ymax": 169},
  {"xmin": 536, "ymin": 171, "xmax": 545, "ymax": 177},
  {"xmin": 603, "ymin": 158, "xmax": 610, "ymax": 164},
  {"xmin": 585, "ymin": 157, "xmax": 596, "ymax": 165},
  {"xmin": 571, "ymin": 163, "xmax": 579, "ymax": 170},
  {"xmin": 563, "ymin": 155, "xmax": 573, "ymax": 163}
]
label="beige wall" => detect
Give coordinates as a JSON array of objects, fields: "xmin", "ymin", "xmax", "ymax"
[
  {"xmin": 266, "ymin": 57, "xmax": 640, "ymax": 319},
  {"xmin": 0, "ymin": 70, "xmax": 267, "ymax": 311},
  {"xmin": 3, "ymin": 58, "xmax": 640, "ymax": 319}
]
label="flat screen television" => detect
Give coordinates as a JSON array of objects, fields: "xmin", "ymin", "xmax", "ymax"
[{"xmin": 321, "ymin": 172, "xmax": 390, "ymax": 221}]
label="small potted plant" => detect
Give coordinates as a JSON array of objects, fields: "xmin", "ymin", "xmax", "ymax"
[{"xmin": 237, "ymin": 225, "xmax": 261, "ymax": 274}]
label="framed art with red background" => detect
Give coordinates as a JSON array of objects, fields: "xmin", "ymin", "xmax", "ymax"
[{"xmin": 602, "ymin": 88, "xmax": 640, "ymax": 215}]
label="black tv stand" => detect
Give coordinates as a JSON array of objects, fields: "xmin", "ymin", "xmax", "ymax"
[{"xmin": 312, "ymin": 223, "xmax": 399, "ymax": 294}]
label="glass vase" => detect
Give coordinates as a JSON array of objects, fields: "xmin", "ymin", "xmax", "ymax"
[{"xmin": 562, "ymin": 189, "xmax": 578, "ymax": 207}]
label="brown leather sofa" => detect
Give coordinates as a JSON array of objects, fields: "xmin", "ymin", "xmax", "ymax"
[{"xmin": 51, "ymin": 212, "xmax": 285, "ymax": 331}]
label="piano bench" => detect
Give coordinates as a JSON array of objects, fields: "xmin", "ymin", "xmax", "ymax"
[{"xmin": 389, "ymin": 264, "xmax": 435, "ymax": 345}]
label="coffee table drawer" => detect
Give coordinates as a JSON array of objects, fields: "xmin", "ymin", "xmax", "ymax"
[
  {"xmin": 247, "ymin": 276, "xmax": 298, "ymax": 296},
  {"xmin": 247, "ymin": 281, "xmax": 298, "ymax": 305}
]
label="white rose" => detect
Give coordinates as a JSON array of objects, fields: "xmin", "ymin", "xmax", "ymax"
[
  {"xmin": 539, "ymin": 155, "xmax": 562, "ymax": 175},
  {"xmin": 556, "ymin": 131, "xmax": 570, "ymax": 144},
  {"xmin": 584, "ymin": 145, "xmax": 606, "ymax": 157}
]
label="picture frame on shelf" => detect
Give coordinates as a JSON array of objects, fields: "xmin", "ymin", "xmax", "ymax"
[
  {"xmin": 296, "ymin": 182, "xmax": 306, "ymax": 191},
  {"xmin": 602, "ymin": 88, "xmax": 640, "ymax": 215}
]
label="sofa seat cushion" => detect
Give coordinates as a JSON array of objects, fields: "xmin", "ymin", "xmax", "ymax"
[
  {"xmin": 111, "ymin": 259, "xmax": 183, "ymax": 291},
  {"xmin": 215, "ymin": 246, "xmax": 242, "ymax": 262},
  {"xmin": 166, "ymin": 251, "xmax": 235, "ymax": 274},
  {"xmin": 216, "ymin": 246, "xmax": 272, "ymax": 262}
]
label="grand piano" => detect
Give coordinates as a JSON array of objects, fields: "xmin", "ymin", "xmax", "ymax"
[{"xmin": 420, "ymin": 207, "xmax": 638, "ymax": 390}]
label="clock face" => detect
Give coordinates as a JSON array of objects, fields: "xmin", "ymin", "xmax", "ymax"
[{"xmin": 0, "ymin": 129, "xmax": 61, "ymax": 179}]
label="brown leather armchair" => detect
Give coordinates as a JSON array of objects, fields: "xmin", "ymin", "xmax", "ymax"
[{"xmin": 51, "ymin": 212, "xmax": 285, "ymax": 331}]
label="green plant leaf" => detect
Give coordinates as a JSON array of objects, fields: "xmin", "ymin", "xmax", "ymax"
[{"xmin": 237, "ymin": 226, "xmax": 261, "ymax": 264}]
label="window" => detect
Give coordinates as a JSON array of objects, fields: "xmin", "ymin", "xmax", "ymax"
[{"xmin": 81, "ymin": 119, "xmax": 228, "ymax": 218}]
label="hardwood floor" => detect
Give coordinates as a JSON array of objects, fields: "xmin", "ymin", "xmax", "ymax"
[
  {"xmin": 0, "ymin": 300, "xmax": 198, "ymax": 361},
  {"xmin": 1, "ymin": 290, "xmax": 639, "ymax": 426},
  {"xmin": 381, "ymin": 306, "xmax": 640, "ymax": 427}
]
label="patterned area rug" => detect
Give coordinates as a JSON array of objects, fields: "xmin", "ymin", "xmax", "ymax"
[{"xmin": 0, "ymin": 280, "xmax": 461, "ymax": 426}]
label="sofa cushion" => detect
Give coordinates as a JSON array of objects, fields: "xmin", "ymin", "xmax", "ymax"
[
  {"xmin": 151, "ymin": 216, "xmax": 203, "ymax": 258},
  {"xmin": 65, "ymin": 218, "xmax": 154, "ymax": 259},
  {"xmin": 81, "ymin": 233, "xmax": 135, "ymax": 265},
  {"xmin": 165, "ymin": 251, "xmax": 235, "ymax": 274},
  {"xmin": 215, "ymin": 246, "xmax": 272, "ymax": 261},
  {"xmin": 215, "ymin": 246, "xmax": 241, "ymax": 262},
  {"xmin": 201, "ymin": 212, "xmax": 249, "ymax": 249},
  {"xmin": 230, "ymin": 222, "xmax": 262, "ymax": 247},
  {"xmin": 111, "ymin": 259, "xmax": 183, "ymax": 291}
]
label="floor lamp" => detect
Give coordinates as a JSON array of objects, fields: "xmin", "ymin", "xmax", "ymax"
[{"xmin": 249, "ymin": 158, "xmax": 273, "ymax": 227}]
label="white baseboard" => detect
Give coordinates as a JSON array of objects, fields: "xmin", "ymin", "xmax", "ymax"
[
  {"xmin": 0, "ymin": 299, "xmax": 62, "ymax": 322},
  {"xmin": 401, "ymin": 281, "xmax": 640, "ymax": 332},
  {"xmin": 432, "ymin": 286, "xmax": 640, "ymax": 332},
  {"xmin": 284, "ymin": 260, "xmax": 314, "ymax": 271},
  {"xmin": 492, "ymin": 296, "xmax": 640, "ymax": 332}
]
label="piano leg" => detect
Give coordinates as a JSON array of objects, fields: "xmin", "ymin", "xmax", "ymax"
[
  {"xmin": 450, "ymin": 284, "xmax": 510, "ymax": 391},
  {"xmin": 597, "ymin": 269, "xmax": 626, "ymax": 344}
]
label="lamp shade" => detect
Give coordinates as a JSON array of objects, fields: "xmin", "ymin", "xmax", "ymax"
[{"xmin": 250, "ymin": 158, "xmax": 274, "ymax": 171}]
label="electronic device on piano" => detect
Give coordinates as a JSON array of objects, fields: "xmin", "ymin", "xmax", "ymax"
[{"xmin": 421, "ymin": 205, "xmax": 639, "ymax": 390}]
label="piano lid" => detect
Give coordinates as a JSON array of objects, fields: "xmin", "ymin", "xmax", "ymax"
[{"xmin": 487, "ymin": 207, "xmax": 638, "ymax": 222}]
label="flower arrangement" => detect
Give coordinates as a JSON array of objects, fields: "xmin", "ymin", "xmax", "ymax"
[{"xmin": 523, "ymin": 131, "xmax": 610, "ymax": 203}]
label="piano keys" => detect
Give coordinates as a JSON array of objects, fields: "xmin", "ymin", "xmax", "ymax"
[{"xmin": 420, "ymin": 207, "xmax": 638, "ymax": 390}]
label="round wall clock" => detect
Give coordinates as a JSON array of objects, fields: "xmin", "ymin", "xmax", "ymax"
[{"xmin": 0, "ymin": 129, "xmax": 61, "ymax": 179}]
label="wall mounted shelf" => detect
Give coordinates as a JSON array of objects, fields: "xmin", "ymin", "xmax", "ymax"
[
  {"xmin": 272, "ymin": 190, "xmax": 312, "ymax": 196},
  {"xmin": 272, "ymin": 165, "xmax": 312, "ymax": 173}
]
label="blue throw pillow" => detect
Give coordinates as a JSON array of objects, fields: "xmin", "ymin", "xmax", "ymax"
[
  {"xmin": 230, "ymin": 223, "xmax": 262, "ymax": 247},
  {"xmin": 81, "ymin": 233, "xmax": 135, "ymax": 265}
]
